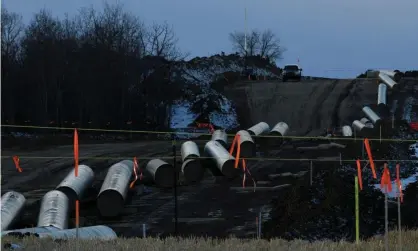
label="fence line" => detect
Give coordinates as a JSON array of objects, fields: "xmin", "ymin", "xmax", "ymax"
[
  {"xmin": 1, "ymin": 155, "xmax": 416, "ymax": 163},
  {"xmin": 2, "ymin": 124, "xmax": 417, "ymax": 142}
]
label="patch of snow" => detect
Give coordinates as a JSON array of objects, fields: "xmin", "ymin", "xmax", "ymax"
[{"xmin": 170, "ymin": 102, "xmax": 197, "ymax": 129}]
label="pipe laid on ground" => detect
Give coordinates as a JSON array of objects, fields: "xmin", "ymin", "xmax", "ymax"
[
  {"xmin": 56, "ymin": 165, "xmax": 94, "ymax": 204},
  {"xmin": 269, "ymin": 122, "xmax": 290, "ymax": 145},
  {"xmin": 37, "ymin": 225, "xmax": 117, "ymax": 240},
  {"xmin": 379, "ymin": 70, "xmax": 402, "ymax": 82},
  {"xmin": 362, "ymin": 106, "xmax": 382, "ymax": 126},
  {"xmin": 97, "ymin": 160, "xmax": 133, "ymax": 217},
  {"xmin": 379, "ymin": 72, "xmax": 398, "ymax": 89},
  {"xmin": 180, "ymin": 141, "xmax": 204, "ymax": 183},
  {"xmin": 247, "ymin": 122, "xmax": 270, "ymax": 136},
  {"xmin": 235, "ymin": 130, "xmax": 256, "ymax": 158},
  {"xmin": 1, "ymin": 191, "xmax": 26, "ymax": 231},
  {"xmin": 211, "ymin": 130, "xmax": 228, "ymax": 147},
  {"xmin": 360, "ymin": 118, "xmax": 374, "ymax": 128},
  {"xmin": 204, "ymin": 140, "xmax": 240, "ymax": 178},
  {"xmin": 146, "ymin": 159, "xmax": 175, "ymax": 188},
  {"xmin": 1, "ymin": 226, "xmax": 59, "ymax": 237},
  {"xmin": 377, "ymin": 83, "xmax": 387, "ymax": 107},
  {"xmin": 37, "ymin": 190, "xmax": 69, "ymax": 230},
  {"xmin": 341, "ymin": 125, "xmax": 353, "ymax": 137}
]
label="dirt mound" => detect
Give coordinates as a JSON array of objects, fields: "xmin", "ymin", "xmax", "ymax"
[{"xmin": 224, "ymin": 79, "xmax": 378, "ymax": 135}]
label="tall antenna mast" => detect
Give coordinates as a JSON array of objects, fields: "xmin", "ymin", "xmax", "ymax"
[{"xmin": 244, "ymin": 7, "xmax": 247, "ymax": 56}]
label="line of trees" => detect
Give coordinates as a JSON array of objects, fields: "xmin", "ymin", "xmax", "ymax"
[
  {"xmin": 1, "ymin": 3, "xmax": 188, "ymax": 131},
  {"xmin": 1, "ymin": 3, "xmax": 286, "ymax": 133}
]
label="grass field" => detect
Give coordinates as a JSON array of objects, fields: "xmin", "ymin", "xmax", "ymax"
[{"xmin": 2, "ymin": 230, "xmax": 418, "ymax": 251}]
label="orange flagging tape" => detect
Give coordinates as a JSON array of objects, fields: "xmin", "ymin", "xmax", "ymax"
[
  {"xmin": 363, "ymin": 138, "xmax": 377, "ymax": 179},
  {"xmin": 12, "ymin": 156, "xmax": 23, "ymax": 173},
  {"xmin": 74, "ymin": 129, "xmax": 79, "ymax": 177},
  {"xmin": 356, "ymin": 159, "xmax": 363, "ymax": 190},
  {"xmin": 129, "ymin": 157, "xmax": 140, "ymax": 189},
  {"xmin": 396, "ymin": 163, "xmax": 403, "ymax": 203},
  {"xmin": 380, "ymin": 163, "xmax": 392, "ymax": 193}
]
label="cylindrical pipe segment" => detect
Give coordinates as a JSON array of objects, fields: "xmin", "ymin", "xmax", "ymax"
[
  {"xmin": 360, "ymin": 118, "xmax": 374, "ymax": 128},
  {"xmin": 36, "ymin": 225, "xmax": 117, "ymax": 240},
  {"xmin": 97, "ymin": 160, "xmax": 133, "ymax": 217},
  {"xmin": 1, "ymin": 226, "xmax": 58, "ymax": 237},
  {"xmin": 269, "ymin": 122, "xmax": 290, "ymax": 145},
  {"xmin": 352, "ymin": 120, "xmax": 366, "ymax": 133},
  {"xmin": 37, "ymin": 190, "xmax": 69, "ymax": 230},
  {"xmin": 247, "ymin": 122, "xmax": 270, "ymax": 136},
  {"xmin": 379, "ymin": 70, "xmax": 402, "ymax": 81},
  {"xmin": 362, "ymin": 106, "xmax": 382, "ymax": 125},
  {"xmin": 204, "ymin": 140, "xmax": 240, "ymax": 178},
  {"xmin": 180, "ymin": 141, "xmax": 200, "ymax": 162},
  {"xmin": 145, "ymin": 159, "xmax": 176, "ymax": 188},
  {"xmin": 56, "ymin": 165, "xmax": 94, "ymax": 204},
  {"xmin": 341, "ymin": 125, "xmax": 353, "ymax": 137},
  {"xmin": 234, "ymin": 130, "xmax": 256, "ymax": 158},
  {"xmin": 1, "ymin": 191, "xmax": 26, "ymax": 231},
  {"xmin": 377, "ymin": 83, "xmax": 387, "ymax": 107},
  {"xmin": 379, "ymin": 72, "xmax": 398, "ymax": 89},
  {"xmin": 181, "ymin": 159, "xmax": 204, "ymax": 183},
  {"xmin": 211, "ymin": 129, "xmax": 228, "ymax": 147}
]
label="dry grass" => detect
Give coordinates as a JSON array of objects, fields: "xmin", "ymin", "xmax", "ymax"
[{"xmin": 2, "ymin": 230, "xmax": 418, "ymax": 251}]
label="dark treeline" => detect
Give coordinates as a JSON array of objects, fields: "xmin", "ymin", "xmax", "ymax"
[{"xmin": 1, "ymin": 3, "xmax": 189, "ymax": 132}]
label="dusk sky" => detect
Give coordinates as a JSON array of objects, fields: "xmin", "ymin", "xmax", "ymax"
[{"xmin": 3, "ymin": 0, "xmax": 418, "ymax": 78}]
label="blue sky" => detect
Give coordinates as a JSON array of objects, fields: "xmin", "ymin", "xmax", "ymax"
[{"xmin": 3, "ymin": 0, "xmax": 418, "ymax": 78}]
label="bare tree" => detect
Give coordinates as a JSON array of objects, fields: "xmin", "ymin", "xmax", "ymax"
[
  {"xmin": 1, "ymin": 8, "xmax": 24, "ymax": 58},
  {"xmin": 146, "ymin": 21, "xmax": 189, "ymax": 60},
  {"xmin": 229, "ymin": 28, "xmax": 285, "ymax": 60}
]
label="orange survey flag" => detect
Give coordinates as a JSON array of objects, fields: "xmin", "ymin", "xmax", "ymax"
[
  {"xmin": 363, "ymin": 138, "xmax": 377, "ymax": 179},
  {"xmin": 74, "ymin": 129, "xmax": 79, "ymax": 177},
  {"xmin": 229, "ymin": 134, "xmax": 241, "ymax": 169},
  {"xmin": 356, "ymin": 159, "xmax": 363, "ymax": 190},
  {"xmin": 396, "ymin": 163, "xmax": 403, "ymax": 203},
  {"xmin": 12, "ymin": 156, "xmax": 23, "ymax": 173},
  {"xmin": 129, "ymin": 157, "xmax": 140, "ymax": 189},
  {"xmin": 380, "ymin": 163, "xmax": 392, "ymax": 193}
]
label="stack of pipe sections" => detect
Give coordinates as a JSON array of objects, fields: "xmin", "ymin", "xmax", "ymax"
[
  {"xmin": 56, "ymin": 165, "xmax": 94, "ymax": 204},
  {"xmin": 1, "ymin": 191, "xmax": 26, "ymax": 231},
  {"xmin": 269, "ymin": 122, "xmax": 290, "ymax": 145},
  {"xmin": 97, "ymin": 160, "xmax": 133, "ymax": 217},
  {"xmin": 36, "ymin": 225, "xmax": 117, "ymax": 240},
  {"xmin": 211, "ymin": 130, "xmax": 228, "ymax": 148},
  {"xmin": 180, "ymin": 141, "xmax": 204, "ymax": 183},
  {"xmin": 247, "ymin": 122, "xmax": 270, "ymax": 136},
  {"xmin": 37, "ymin": 190, "xmax": 69, "ymax": 230},
  {"xmin": 234, "ymin": 130, "xmax": 256, "ymax": 158},
  {"xmin": 362, "ymin": 106, "xmax": 382, "ymax": 126},
  {"xmin": 145, "ymin": 159, "xmax": 175, "ymax": 188},
  {"xmin": 204, "ymin": 140, "xmax": 240, "ymax": 178},
  {"xmin": 379, "ymin": 71, "xmax": 399, "ymax": 89},
  {"xmin": 341, "ymin": 125, "xmax": 353, "ymax": 137}
]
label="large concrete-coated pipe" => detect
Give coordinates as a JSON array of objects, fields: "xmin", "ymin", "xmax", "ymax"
[
  {"xmin": 97, "ymin": 160, "xmax": 133, "ymax": 217},
  {"xmin": 211, "ymin": 130, "xmax": 228, "ymax": 147},
  {"xmin": 380, "ymin": 70, "xmax": 402, "ymax": 82},
  {"xmin": 204, "ymin": 140, "xmax": 240, "ymax": 178},
  {"xmin": 377, "ymin": 83, "xmax": 387, "ymax": 107},
  {"xmin": 269, "ymin": 122, "xmax": 289, "ymax": 145},
  {"xmin": 352, "ymin": 120, "xmax": 375, "ymax": 137},
  {"xmin": 180, "ymin": 141, "xmax": 200, "ymax": 162},
  {"xmin": 235, "ymin": 130, "xmax": 256, "ymax": 158},
  {"xmin": 182, "ymin": 159, "xmax": 204, "ymax": 183},
  {"xmin": 341, "ymin": 125, "xmax": 353, "ymax": 137},
  {"xmin": 379, "ymin": 72, "xmax": 398, "ymax": 89},
  {"xmin": 1, "ymin": 191, "xmax": 26, "ymax": 231},
  {"xmin": 362, "ymin": 106, "xmax": 382, "ymax": 126},
  {"xmin": 37, "ymin": 225, "xmax": 117, "ymax": 240},
  {"xmin": 37, "ymin": 190, "xmax": 69, "ymax": 230},
  {"xmin": 56, "ymin": 165, "xmax": 94, "ymax": 203},
  {"xmin": 146, "ymin": 159, "xmax": 175, "ymax": 188},
  {"xmin": 247, "ymin": 122, "xmax": 270, "ymax": 136}
]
